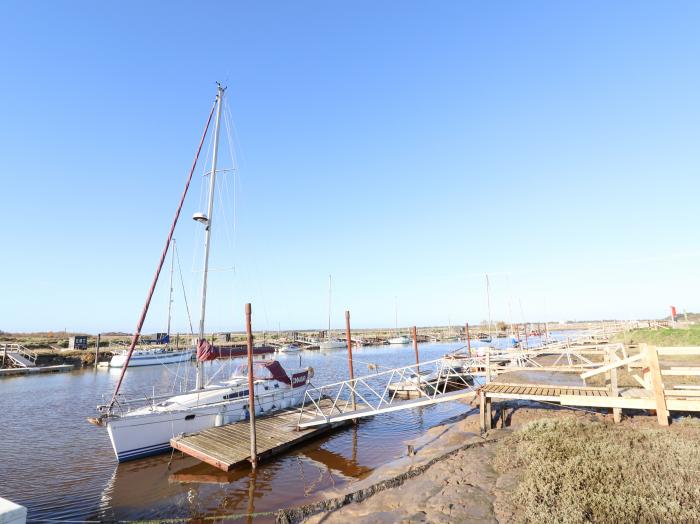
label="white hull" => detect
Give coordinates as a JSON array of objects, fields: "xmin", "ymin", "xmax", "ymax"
[
  {"xmin": 106, "ymin": 384, "xmax": 307, "ymax": 462},
  {"xmin": 108, "ymin": 349, "xmax": 194, "ymax": 368},
  {"xmin": 388, "ymin": 336, "xmax": 411, "ymax": 345},
  {"xmin": 278, "ymin": 344, "xmax": 301, "ymax": 353},
  {"xmin": 319, "ymin": 339, "xmax": 346, "ymax": 350}
]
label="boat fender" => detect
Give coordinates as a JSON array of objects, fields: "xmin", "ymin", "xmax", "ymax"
[
  {"xmin": 215, "ymin": 412, "xmax": 224, "ymax": 427},
  {"xmin": 307, "ymin": 366, "xmax": 314, "ymax": 379}
]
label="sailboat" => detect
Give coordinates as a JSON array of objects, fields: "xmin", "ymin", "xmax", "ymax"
[
  {"xmin": 108, "ymin": 239, "xmax": 195, "ymax": 368},
  {"xmin": 91, "ymin": 84, "xmax": 313, "ymax": 462},
  {"xmin": 387, "ymin": 296, "xmax": 411, "ymax": 344},
  {"xmin": 319, "ymin": 274, "xmax": 345, "ymax": 350}
]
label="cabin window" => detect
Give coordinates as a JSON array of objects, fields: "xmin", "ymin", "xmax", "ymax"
[
  {"xmin": 185, "ymin": 414, "xmax": 196, "ymax": 421},
  {"xmin": 223, "ymin": 390, "xmax": 249, "ymax": 400}
]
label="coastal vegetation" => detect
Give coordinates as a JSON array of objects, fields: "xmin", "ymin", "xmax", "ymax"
[
  {"xmin": 494, "ymin": 417, "xmax": 700, "ymax": 523},
  {"xmin": 614, "ymin": 325, "xmax": 700, "ymax": 346}
]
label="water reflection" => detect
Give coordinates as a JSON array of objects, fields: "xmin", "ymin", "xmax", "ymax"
[{"xmin": 1, "ymin": 339, "xmax": 562, "ymax": 521}]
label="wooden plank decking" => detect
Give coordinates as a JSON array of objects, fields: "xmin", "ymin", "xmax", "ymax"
[
  {"xmin": 482, "ymin": 382, "xmax": 608, "ymax": 401},
  {"xmin": 478, "ymin": 382, "xmax": 611, "ymax": 432},
  {"xmin": 170, "ymin": 398, "xmax": 346, "ymax": 471}
]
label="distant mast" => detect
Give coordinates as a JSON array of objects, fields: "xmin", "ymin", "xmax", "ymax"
[
  {"xmin": 486, "ymin": 273, "xmax": 493, "ymax": 339},
  {"xmin": 327, "ymin": 274, "xmax": 332, "ymax": 341},
  {"xmin": 394, "ymin": 296, "xmax": 399, "ymax": 335},
  {"xmin": 195, "ymin": 83, "xmax": 225, "ymax": 390}
]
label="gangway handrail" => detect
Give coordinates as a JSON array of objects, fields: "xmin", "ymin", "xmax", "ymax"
[
  {"xmin": 297, "ymin": 355, "xmax": 480, "ymax": 427},
  {"xmin": 0, "ymin": 343, "xmax": 38, "ymax": 364}
]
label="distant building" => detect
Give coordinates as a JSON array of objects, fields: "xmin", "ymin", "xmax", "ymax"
[{"xmin": 68, "ymin": 336, "xmax": 88, "ymax": 350}]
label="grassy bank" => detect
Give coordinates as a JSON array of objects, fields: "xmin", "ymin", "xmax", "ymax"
[
  {"xmin": 613, "ymin": 325, "xmax": 700, "ymax": 346},
  {"xmin": 494, "ymin": 417, "xmax": 700, "ymax": 523}
]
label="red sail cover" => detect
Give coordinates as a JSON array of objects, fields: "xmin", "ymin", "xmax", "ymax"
[{"xmin": 196, "ymin": 339, "xmax": 274, "ymax": 361}]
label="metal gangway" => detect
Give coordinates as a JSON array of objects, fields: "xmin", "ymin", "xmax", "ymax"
[
  {"xmin": 296, "ymin": 355, "xmax": 482, "ymax": 428},
  {"xmin": 0, "ymin": 343, "xmax": 38, "ymax": 368},
  {"xmin": 295, "ymin": 327, "xmax": 626, "ymax": 428}
]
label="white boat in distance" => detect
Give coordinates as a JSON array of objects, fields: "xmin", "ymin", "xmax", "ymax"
[
  {"xmin": 108, "ymin": 348, "xmax": 194, "ymax": 368},
  {"xmin": 277, "ymin": 344, "xmax": 301, "ymax": 353},
  {"xmin": 92, "ymin": 85, "xmax": 313, "ymax": 462},
  {"xmin": 319, "ymin": 274, "xmax": 346, "ymax": 350},
  {"xmin": 388, "ymin": 297, "xmax": 411, "ymax": 344},
  {"xmin": 319, "ymin": 339, "xmax": 346, "ymax": 350}
]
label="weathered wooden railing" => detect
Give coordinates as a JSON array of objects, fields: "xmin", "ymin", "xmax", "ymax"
[{"xmin": 569, "ymin": 344, "xmax": 700, "ymax": 425}]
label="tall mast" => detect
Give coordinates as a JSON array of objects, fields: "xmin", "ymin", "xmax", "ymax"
[
  {"xmin": 166, "ymin": 238, "xmax": 176, "ymax": 341},
  {"xmin": 486, "ymin": 273, "xmax": 493, "ymax": 339},
  {"xmin": 196, "ymin": 83, "xmax": 225, "ymax": 390},
  {"xmin": 327, "ymin": 274, "xmax": 332, "ymax": 340}
]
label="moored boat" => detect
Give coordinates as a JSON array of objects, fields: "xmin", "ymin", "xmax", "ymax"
[
  {"xmin": 108, "ymin": 348, "xmax": 194, "ymax": 368},
  {"xmin": 278, "ymin": 344, "xmax": 301, "ymax": 353},
  {"xmin": 91, "ymin": 84, "xmax": 314, "ymax": 462},
  {"xmin": 103, "ymin": 360, "xmax": 313, "ymax": 461}
]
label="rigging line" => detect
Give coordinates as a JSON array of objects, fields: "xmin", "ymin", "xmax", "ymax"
[
  {"xmin": 108, "ymin": 99, "xmax": 217, "ymax": 410},
  {"xmin": 174, "ymin": 239, "xmax": 195, "ymax": 336},
  {"xmin": 223, "ymin": 100, "xmax": 239, "ymax": 248},
  {"xmin": 221, "ymin": 106, "xmax": 238, "ymax": 249},
  {"xmin": 190, "ymin": 118, "xmax": 215, "ymax": 275}
]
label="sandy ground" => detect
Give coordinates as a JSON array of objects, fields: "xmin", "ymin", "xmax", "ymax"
[
  {"xmin": 276, "ymin": 394, "xmax": 615, "ymax": 524},
  {"xmin": 279, "ymin": 355, "xmax": 700, "ymax": 524}
]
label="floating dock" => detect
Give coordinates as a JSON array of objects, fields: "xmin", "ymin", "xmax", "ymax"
[
  {"xmin": 170, "ymin": 398, "xmax": 346, "ymax": 471},
  {"xmin": 0, "ymin": 365, "xmax": 74, "ymax": 377}
]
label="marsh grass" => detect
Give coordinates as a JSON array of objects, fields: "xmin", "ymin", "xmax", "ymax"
[
  {"xmin": 614, "ymin": 325, "xmax": 700, "ymax": 347},
  {"xmin": 495, "ymin": 417, "xmax": 700, "ymax": 523}
]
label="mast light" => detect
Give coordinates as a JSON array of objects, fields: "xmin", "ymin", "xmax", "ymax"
[{"xmin": 193, "ymin": 212, "xmax": 208, "ymax": 224}]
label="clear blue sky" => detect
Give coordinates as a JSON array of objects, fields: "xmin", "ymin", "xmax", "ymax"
[{"xmin": 1, "ymin": 2, "xmax": 699, "ymax": 334}]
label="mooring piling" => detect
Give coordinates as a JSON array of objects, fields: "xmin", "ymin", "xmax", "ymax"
[
  {"xmin": 412, "ymin": 326, "xmax": 419, "ymax": 372},
  {"xmin": 524, "ymin": 323, "xmax": 529, "ymax": 349},
  {"xmin": 94, "ymin": 333, "xmax": 101, "ymax": 369},
  {"xmin": 465, "ymin": 323, "xmax": 471, "ymax": 357},
  {"xmin": 245, "ymin": 303, "xmax": 258, "ymax": 468},
  {"xmin": 345, "ymin": 311, "xmax": 357, "ymax": 412}
]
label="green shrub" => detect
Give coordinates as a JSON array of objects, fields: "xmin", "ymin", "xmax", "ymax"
[{"xmin": 495, "ymin": 417, "xmax": 700, "ymax": 523}]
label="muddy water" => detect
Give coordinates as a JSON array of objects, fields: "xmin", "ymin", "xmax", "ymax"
[{"xmin": 0, "ymin": 339, "xmax": 530, "ymax": 522}]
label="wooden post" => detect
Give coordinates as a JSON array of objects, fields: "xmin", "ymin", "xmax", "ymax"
[
  {"xmin": 465, "ymin": 323, "xmax": 471, "ymax": 357},
  {"xmin": 412, "ymin": 326, "xmax": 419, "ymax": 372},
  {"xmin": 345, "ymin": 311, "xmax": 356, "ymax": 413},
  {"xmin": 485, "ymin": 396, "xmax": 492, "ymax": 430},
  {"xmin": 645, "ymin": 344, "xmax": 669, "ymax": 426},
  {"xmin": 479, "ymin": 391, "xmax": 487, "ymax": 433},
  {"xmin": 610, "ymin": 347, "xmax": 621, "ymax": 423},
  {"xmin": 94, "ymin": 333, "xmax": 101, "ymax": 369},
  {"xmin": 245, "ymin": 303, "xmax": 258, "ymax": 468},
  {"xmin": 485, "ymin": 347, "xmax": 492, "ymax": 383},
  {"xmin": 524, "ymin": 323, "xmax": 529, "ymax": 349}
]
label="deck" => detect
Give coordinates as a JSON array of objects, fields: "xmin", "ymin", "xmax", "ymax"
[
  {"xmin": 481, "ymin": 382, "xmax": 609, "ymax": 401},
  {"xmin": 479, "ymin": 381, "xmax": 610, "ymax": 431},
  {"xmin": 170, "ymin": 398, "xmax": 346, "ymax": 471}
]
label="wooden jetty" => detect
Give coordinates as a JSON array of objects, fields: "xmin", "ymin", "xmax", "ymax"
[
  {"xmin": 479, "ymin": 344, "xmax": 700, "ymax": 431},
  {"xmin": 170, "ymin": 398, "xmax": 345, "ymax": 471}
]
